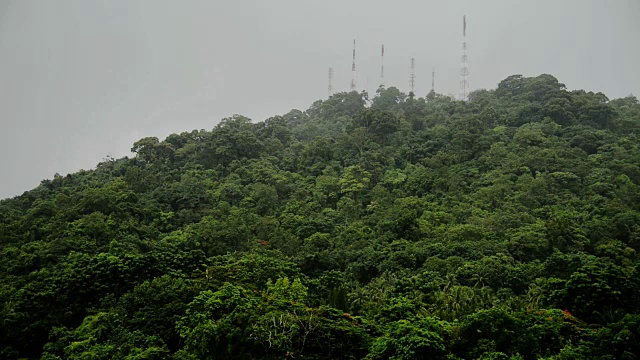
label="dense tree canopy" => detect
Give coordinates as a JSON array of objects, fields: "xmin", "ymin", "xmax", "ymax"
[{"xmin": 1, "ymin": 74, "xmax": 640, "ymax": 359}]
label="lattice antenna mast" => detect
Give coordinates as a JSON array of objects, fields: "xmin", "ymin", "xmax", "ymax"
[
  {"xmin": 432, "ymin": 67, "xmax": 435, "ymax": 92},
  {"xmin": 328, "ymin": 67, "xmax": 334, "ymax": 97},
  {"xmin": 409, "ymin": 58, "xmax": 416, "ymax": 96},
  {"xmin": 380, "ymin": 44, "xmax": 385, "ymax": 88},
  {"xmin": 460, "ymin": 15, "xmax": 470, "ymax": 101},
  {"xmin": 350, "ymin": 39, "xmax": 357, "ymax": 91}
]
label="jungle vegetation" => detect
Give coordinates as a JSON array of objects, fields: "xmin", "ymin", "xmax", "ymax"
[{"xmin": 1, "ymin": 74, "xmax": 640, "ymax": 359}]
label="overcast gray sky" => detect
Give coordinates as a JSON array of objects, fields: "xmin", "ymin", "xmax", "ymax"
[{"xmin": 1, "ymin": 0, "xmax": 639, "ymax": 199}]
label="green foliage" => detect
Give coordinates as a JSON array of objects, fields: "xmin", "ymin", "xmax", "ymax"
[
  {"xmin": 367, "ymin": 317, "xmax": 449, "ymax": 360},
  {"xmin": 176, "ymin": 280, "xmax": 370, "ymax": 359},
  {"xmin": 1, "ymin": 74, "xmax": 640, "ymax": 359},
  {"xmin": 548, "ymin": 260, "xmax": 640, "ymax": 324}
]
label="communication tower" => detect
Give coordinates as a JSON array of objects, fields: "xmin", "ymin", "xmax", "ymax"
[
  {"xmin": 328, "ymin": 67, "xmax": 334, "ymax": 97},
  {"xmin": 432, "ymin": 67, "xmax": 435, "ymax": 92},
  {"xmin": 380, "ymin": 44, "xmax": 385, "ymax": 88},
  {"xmin": 350, "ymin": 39, "xmax": 357, "ymax": 91},
  {"xmin": 460, "ymin": 15, "xmax": 470, "ymax": 101},
  {"xmin": 409, "ymin": 58, "xmax": 416, "ymax": 96}
]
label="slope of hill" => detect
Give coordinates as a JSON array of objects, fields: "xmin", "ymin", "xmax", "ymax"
[{"xmin": 1, "ymin": 74, "xmax": 640, "ymax": 359}]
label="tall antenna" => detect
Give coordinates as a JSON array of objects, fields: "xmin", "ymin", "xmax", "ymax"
[
  {"xmin": 328, "ymin": 67, "xmax": 334, "ymax": 97},
  {"xmin": 409, "ymin": 57, "xmax": 416, "ymax": 95},
  {"xmin": 460, "ymin": 15, "xmax": 469, "ymax": 101},
  {"xmin": 380, "ymin": 44, "xmax": 385, "ymax": 88},
  {"xmin": 350, "ymin": 39, "xmax": 357, "ymax": 91},
  {"xmin": 432, "ymin": 67, "xmax": 435, "ymax": 92}
]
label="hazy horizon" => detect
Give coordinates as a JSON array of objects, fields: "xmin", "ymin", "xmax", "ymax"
[{"xmin": 1, "ymin": 0, "xmax": 639, "ymax": 199}]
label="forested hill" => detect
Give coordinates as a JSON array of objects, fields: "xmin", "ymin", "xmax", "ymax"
[{"xmin": 2, "ymin": 74, "xmax": 640, "ymax": 359}]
